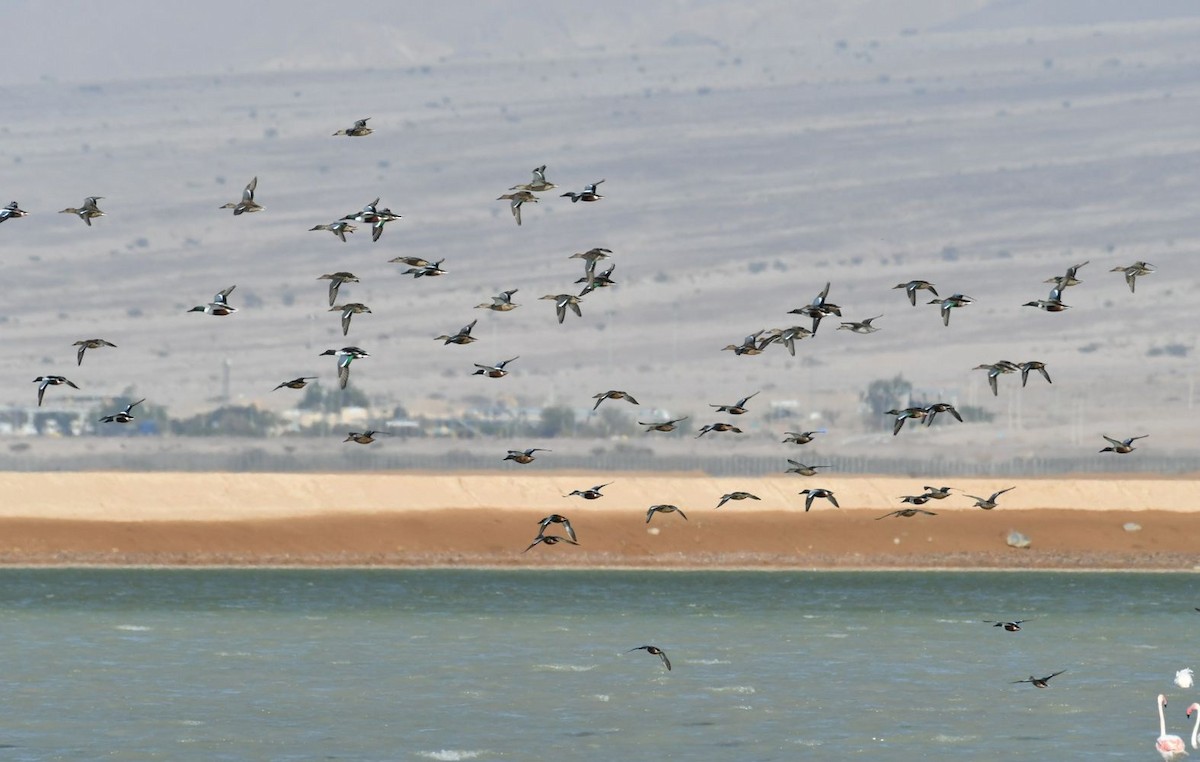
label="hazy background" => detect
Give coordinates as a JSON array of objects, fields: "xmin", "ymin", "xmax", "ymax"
[{"xmin": 1, "ymin": 0, "xmax": 1198, "ymax": 467}]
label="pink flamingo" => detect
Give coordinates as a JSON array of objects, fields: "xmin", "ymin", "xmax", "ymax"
[
  {"xmin": 1156, "ymin": 694, "xmax": 1188, "ymax": 761},
  {"xmin": 1186, "ymin": 703, "xmax": 1200, "ymax": 750}
]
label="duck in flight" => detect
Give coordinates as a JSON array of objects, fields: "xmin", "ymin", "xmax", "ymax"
[
  {"xmin": 510, "ymin": 165, "xmax": 556, "ymax": 193},
  {"xmin": 344, "ymin": 430, "xmax": 390, "ymax": 445},
  {"xmin": 536, "ymin": 514, "xmax": 577, "ymax": 542},
  {"xmin": 716, "ymin": 491, "xmax": 760, "ymax": 509},
  {"xmin": 893, "ymin": 279, "xmax": 937, "ymax": 306},
  {"xmin": 639, "ymin": 416, "xmax": 688, "ymax": 433},
  {"xmin": 1111, "ymin": 261, "xmax": 1155, "ymax": 293},
  {"xmin": 339, "ymin": 200, "xmax": 400, "ymax": 242},
  {"xmin": 646, "ymin": 504, "xmax": 687, "ymax": 523},
  {"xmin": 272, "ymin": 376, "xmax": 318, "ymax": 391},
  {"xmin": 473, "ymin": 357, "xmax": 518, "ymax": 378},
  {"xmin": 522, "ymin": 534, "xmax": 578, "ymax": 553},
  {"xmin": 799, "ymin": 488, "xmax": 839, "ymax": 512},
  {"xmin": 928, "ymin": 293, "xmax": 973, "ymax": 326},
  {"xmin": 782, "ymin": 430, "xmax": 824, "ymax": 445},
  {"xmin": 99, "ymin": 398, "xmax": 143, "ymax": 424},
  {"xmin": 985, "ymin": 619, "xmax": 1027, "ymax": 632},
  {"xmin": 1100, "ymin": 434, "xmax": 1147, "ymax": 454},
  {"xmin": 59, "ymin": 196, "xmax": 105, "ymax": 226},
  {"xmin": 332, "ymin": 117, "xmax": 373, "ymax": 137},
  {"xmin": 965, "ymin": 486, "xmax": 1016, "ymax": 510},
  {"xmin": 319, "ymin": 346, "xmax": 369, "ymax": 389},
  {"xmin": 710, "ymin": 392, "xmax": 759, "ymax": 415},
  {"xmin": 497, "ymin": 190, "xmax": 537, "ymax": 225},
  {"xmin": 331, "ymin": 303, "xmax": 371, "ymax": 336},
  {"xmin": 317, "ymin": 272, "xmax": 359, "ymax": 307},
  {"xmin": 476, "ymin": 289, "xmax": 520, "ymax": 311},
  {"xmin": 188, "ymin": 285, "xmax": 238, "ymax": 316},
  {"xmin": 33, "ymin": 375, "xmax": 79, "ymax": 407},
  {"xmin": 592, "ymin": 390, "xmax": 638, "ymax": 411},
  {"xmin": 220, "ymin": 178, "xmax": 261, "ymax": 215},
  {"xmin": 696, "ymin": 422, "xmax": 743, "ymax": 438},
  {"xmin": 923, "ymin": 402, "xmax": 963, "ymax": 426},
  {"xmin": 309, "ymin": 221, "xmax": 357, "ymax": 242},
  {"xmin": 628, "ymin": 645, "xmax": 671, "ymax": 671},
  {"xmin": 562, "ymin": 179, "xmax": 604, "ymax": 203},
  {"xmin": 785, "ymin": 460, "xmax": 828, "ymax": 477},
  {"xmin": 435, "ymin": 319, "xmax": 478, "ymax": 346},
  {"xmin": 566, "ymin": 482, "xmax": 611, "ymax": 500},
  {"xmin": 1012, "ymin": 670, "xmax": 1065, "ymax": 688},
  {"xmin": 838, "ymin": 315, "xmax": 883, "ymax": 334},
  {"xmin": 1019, "ymin": 361, "xmax": 1052, "ymax": 387},
  {"xmin": 504, "ymin": 448, "xmax": 550, "ymax": 464},
  {"xmin": 540, "ymin": 293, "xmax": 583, "ymax": 324},
  {"xmin": 877, "ymin": 508, "xmax": 937, "ymax": 519},
  {"xmin": 0, "ymin": 201, "xmax": 29, "ymax": 223},
  {"xmin": 73, "ymin": 338, "xmax": 116, "ymax": 366}
]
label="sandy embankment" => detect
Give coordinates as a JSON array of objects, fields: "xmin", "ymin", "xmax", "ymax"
[{"xmin": 0, "ymin": 472, "xmax": 1197, "ymax": 568}]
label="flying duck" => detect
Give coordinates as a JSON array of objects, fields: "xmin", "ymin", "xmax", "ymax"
[
  {"xmin": 561, "ymin": 179, "xmax": 604, "ymax": 203},
  {"xmin": 73, "ymin": 338, "xmax": 116, "ymax": 366},
  {"xmin": 319, "ymin": 346, "xmax": 369, "ymax": 389},
  {"xmin": 332, "ymin": 117, "xmax": 373, "ymax": 137},
  {"xmin": 33, "ymin": 375, "xmax": 79, "ymax": 407},
  {"xmin": 188, "ymin": 285, "xmax": 238, "ymax": 316},
  {"xmin": 473, "ymin": 357, "xmax": 518, "ymax": 378},
  {"xmin": 317, "ymin": 272, "xmax": 359, "ymax": 307},
  {"xmin": 504, "ymin": 448, "xmax": 550, "ymax": 464},
  {"xmin": 628, "ymin": 645, "xmax": 671, "ymax": 671},
  {"xmin": 99, "ymin": 398, "xmax": 143, "ymax": 423},
  {"xmin": 220, "ymin": 178, "xmax": 261, "ymax": 215},
  {"xmin": 646, "ymin": 504, "xmax": 687, "ymax": 523},
  {"xmin": 799, "ymin": 488, "xmax": 839, "ymax": 512}
]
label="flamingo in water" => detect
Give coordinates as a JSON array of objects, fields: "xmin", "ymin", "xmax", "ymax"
[
  {"xmin": 1156, "ymin": 694, "xmax": 1188, "ymax": 761},
  {"xmin": 1187, "ymin": 703, "xmax": 1200, "ymax": 750}
]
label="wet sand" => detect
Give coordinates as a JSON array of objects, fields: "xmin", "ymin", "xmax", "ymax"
[{"xmin": 0, "ymin": 472, "xmax": 1196, "ymax": 569}]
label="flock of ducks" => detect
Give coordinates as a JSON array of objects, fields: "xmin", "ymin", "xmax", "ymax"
[{"xmin": 0, "ymin": 119, "xmax": 1165, "ymax": 552}]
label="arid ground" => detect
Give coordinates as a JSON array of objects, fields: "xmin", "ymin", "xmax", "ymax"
[{"xmin": 2, "ymin": 471, "xmax": 1195, "ymax": 569}]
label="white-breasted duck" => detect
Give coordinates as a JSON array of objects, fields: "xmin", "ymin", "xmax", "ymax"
[
  {"xmin": 472, "ymin": 357, "xmax": 518, "ymax": 378},
  {"xmin": 0, "ymin": 201, "xmax": 29, "ymax": 223},
  {"xmin": 985, "ymin": 619, "xmax": 1027, "ymax": 632},
  {"xmin": 567, "ymin": 483, "xmax": 611, "ymax": 500},
  {"xmin": 561, "ymin": 179, "xmax": 604, "ymax": 203},
  {"xmin": 319, "ymin": 346, "xmax": 369, "ymax": 389},
  {"xmin": 188, "ymin": 285, "xmax": 238, "ymax": 316},
  {"xmin": 33, "ymin": 375, "xmax": 79, "ymax": 407},
  {"xmin": 332, "ymin": 117, "xmax": 372, "ymax": 137},
  {"xmin": 99, "ymin": 398, "xmax": 144, "ymax": 424}
]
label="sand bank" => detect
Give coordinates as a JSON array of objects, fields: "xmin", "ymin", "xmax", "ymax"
[{"xmin": 0, "ymin": 472, "xmax": 1196, "ymax": 568}]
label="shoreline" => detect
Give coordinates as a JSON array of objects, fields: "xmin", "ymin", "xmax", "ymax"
[{"xmin": 2, "ymin": 472, "xmax": 1197, "ymax": 570}]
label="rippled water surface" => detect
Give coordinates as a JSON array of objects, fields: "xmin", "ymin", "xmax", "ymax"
[{"xmin": 0, "ymin": 569, "xmax": 1194, "ymax": 760}]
